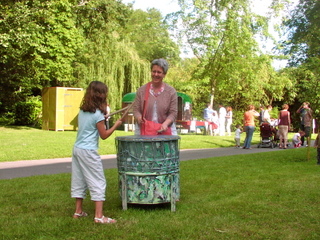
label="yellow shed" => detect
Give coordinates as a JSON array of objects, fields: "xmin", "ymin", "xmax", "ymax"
[{"xmin": 42, "ymin": 87, "xmax": 84, "ymax": 131}]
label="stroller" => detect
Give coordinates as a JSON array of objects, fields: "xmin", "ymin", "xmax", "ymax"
[{"xmin": 257, "ymin": 122, "xmax": 277, "ymax": 148}]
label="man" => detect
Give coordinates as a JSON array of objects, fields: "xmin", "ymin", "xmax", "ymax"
[{"xmin": 296, "ymin": 102, "xmax": 313, "ymax": 146}]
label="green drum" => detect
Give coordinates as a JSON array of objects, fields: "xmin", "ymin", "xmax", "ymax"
[{"xmin": 115, "ymin": 135, "xmax": 180, "ymax": 212}]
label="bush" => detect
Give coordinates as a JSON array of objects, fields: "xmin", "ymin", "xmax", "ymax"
[
  {"xmin": 14, "ymin": 97, "xmax": 42, "ymax": 127},
  {"xmin": 0, "ymin": 112, "xmax": 15, "ymax": 125}
]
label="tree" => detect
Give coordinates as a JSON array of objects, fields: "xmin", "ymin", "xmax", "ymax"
[
  {"xmin": 73, "ymin": 0, "xmax": 150, "ymax": 110},
  {"xmin": 283, "ymin": 0, "xmax": 320, "ymax": 66},
  {"xmin": 167, "ymin": 0, "xmax": 292, "ymax": 112},
  {"xmin": 282, "ymin": 0, "xmax": 320, "ymax": 118},
  {"xmin": 0, "ymin": 0, "xmax": 151, "ymax": 113},
  {"xmin": 0, "ymin": 0, "xmax": 83, "ymax": 112},
  {"xmin": 124, "ymin": 8, "xmax": 180, "ymax": 63}
]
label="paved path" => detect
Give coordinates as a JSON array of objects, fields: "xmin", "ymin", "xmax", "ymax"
[{"xmin": 0, "ymin": 146, "xmax": 289, "ymax": 180}]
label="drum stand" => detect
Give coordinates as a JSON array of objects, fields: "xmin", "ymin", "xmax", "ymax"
[{"xmin": 120, "ymin": 172, "xmax": 177, "ymax": 212}]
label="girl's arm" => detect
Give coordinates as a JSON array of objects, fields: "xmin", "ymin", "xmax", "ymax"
[{"xmin": 97, "ymin": 119, "xmax": 122, "ymax": 140}]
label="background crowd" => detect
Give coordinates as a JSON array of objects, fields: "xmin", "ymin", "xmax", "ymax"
[{"xmin": 202, "ymin": 102, "xmax": 318, "ymax": 151}]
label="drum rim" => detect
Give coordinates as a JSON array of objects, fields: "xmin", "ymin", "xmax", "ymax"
[{"xmin": 115, "ymin": 135, "xmax": 180, "ymax": 141}]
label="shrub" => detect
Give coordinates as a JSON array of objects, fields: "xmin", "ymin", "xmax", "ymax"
[{"xmin": 14, "ymin": 97, "xmax": 42, "ymax": 127}]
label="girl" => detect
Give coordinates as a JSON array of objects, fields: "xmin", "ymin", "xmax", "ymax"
[{"xmin": 71, "ymin": 81, "xmax": 122, "ymax": 224}]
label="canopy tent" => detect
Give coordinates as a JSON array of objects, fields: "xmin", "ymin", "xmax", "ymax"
[
  {"xmin": 177, "ymin": 92, "xmax": 192, "ymax": 104},
  {"xmin": 122, "ymin": 92, "xmax": 136, "ymax": 103}
]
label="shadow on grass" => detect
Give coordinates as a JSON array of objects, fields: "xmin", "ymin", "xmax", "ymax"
[
  {"xmin": 1, "ymin": 125, "xmax": 41, "ymax": 130},
  {"xmin": 122, "ymin": 202, "xmax": 172, "ymax": 211}
]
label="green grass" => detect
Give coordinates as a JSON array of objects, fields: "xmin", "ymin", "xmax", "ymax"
[
  {"xmin": 0, "ymin": 126, "xmax": 305, "ymax": 162},
  {"xmin": 0, "ymin": 126, "xmax": 132, "ymax": 162},
  {"xmin": 0, "ymin": 149, "xmax": 319, "ymax": 239}
]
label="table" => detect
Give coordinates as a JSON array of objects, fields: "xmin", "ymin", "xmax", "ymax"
[{"xmin": 177, "ymin": 120, "xmax": 218, "ymax": 134}]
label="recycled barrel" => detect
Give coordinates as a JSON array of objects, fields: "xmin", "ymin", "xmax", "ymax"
[{"xmin": 115, "ymin": 135, "xmax": 180, "ymax": 212}]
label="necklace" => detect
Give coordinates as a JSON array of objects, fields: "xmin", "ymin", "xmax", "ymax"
[{"xmin": 150, "ymin": 83, "xmax": 164, "ymax": 97}]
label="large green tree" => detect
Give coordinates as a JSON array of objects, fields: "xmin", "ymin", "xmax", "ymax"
[
  {"xmin": 167, "ymin": 0, "xmax": 292, "ymax": 112},
  {"xmin": 123, "ymin": 8, "xmax": 180, "ymax": 63},
  {"xmin": 0, "ymin": 0, "xmax": 83, "ymax": 112},
  {"xmin": 0, "ymin": 0, "xmax": 151, "ymax": 113},
  {"xmin": 282, "ymin": 0, "xmax": 320, "ymax": 118}
]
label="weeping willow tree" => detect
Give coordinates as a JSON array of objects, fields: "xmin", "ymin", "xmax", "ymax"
[
  {"xmin": 73, "ymin": 0, "xmax": 150, "ymax": 110},
  {"xmin": 79, "ymin": 37, "xmax": 150, "ymax": 110}
]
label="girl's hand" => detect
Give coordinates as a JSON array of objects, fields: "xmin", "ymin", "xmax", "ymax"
[{"xmin": 114, "ymin": 119, "xmax": 122, "ymax": 127}]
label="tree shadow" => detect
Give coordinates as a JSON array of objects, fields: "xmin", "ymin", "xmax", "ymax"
[{"xmin": 1, "ymin": 124, "xmax": 41, "ymax": 130}]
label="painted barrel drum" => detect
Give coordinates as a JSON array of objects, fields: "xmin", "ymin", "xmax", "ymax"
[{"xmin": 115, "ymin": 135, "xmax": 180, "ymax": 211}]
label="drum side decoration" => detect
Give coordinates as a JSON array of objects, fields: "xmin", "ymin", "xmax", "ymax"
[{"xmin": 115, "ymin": 136, "xmax": 180, "ymax": 211}]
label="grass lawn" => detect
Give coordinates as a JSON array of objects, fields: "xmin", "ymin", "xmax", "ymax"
[
  {"xmin": 0, "ymin": 126, "xmax": 319, "ymax": 239},
  {"xmin": 0, "ymin": 148, "xmax": 319, "ymax": 239},
  {"xmin": 0, "ymin": 126, "xmax": 309, "ymax": 162}
]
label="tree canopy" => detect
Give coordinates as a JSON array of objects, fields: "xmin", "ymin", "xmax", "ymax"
[
  {"xmin": 0, "ymin": 0, "xmax": 84, "ymax": 111},
  {"xmin": 165, "ymin": 0, "xmax": 293, "ymax": 115},
  {"xmin": 0, "ymin": 0, "xmax": 179, "ymax": 112},
  {"xmin": 0, "ymin": 0, "xmax": 318, "ymax": 125},
  {"xmin": 281, "ymin": 0, "xmax": 320, "ymax": 118}
]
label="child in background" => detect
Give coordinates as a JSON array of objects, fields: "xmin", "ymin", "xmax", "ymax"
[
  {"xmin": 314, "ymin": 131, "xmax": 320, "ymax": 165},
  {"xmin": 71, "ymin": 81, "xmax": 122, "ymax": 224},
  {"xmin": 292, "ymin": 130, "xmax": 305, "ymax": 148},
  {"xmin": 234, "ymin": 124, "xmax": 242, "ymax": 148}
]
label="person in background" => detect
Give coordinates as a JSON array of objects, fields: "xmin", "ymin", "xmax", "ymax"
[
  {"xmin": 302, "ymin": 103, "xmax": 313, "ymax": 147},
  {"xmin": 259, "ymin": 105, "xmax": 265, "ymax": 125},
  {"xmin": 218, "ymin": 104, "xmax": 227, "ymax": 136},
  {"xmin": 212, "ymin": 107, "xmax": 219, "ymax": 136},
  {"xmin": 263, "ymin": 105, "xmax": 273, "ymax": 124},
  {"xmin": 292, "ymin": 130, "xmax": 305, "ymax": 148},
  {"xmin": 296, "ymin": 102, "xmax": 312, "ymax": 146},
  {"xmin": 243, "ymin": 104, "xmax": 260, "ymax": 149},
  {"xmin": 71, "ymin": 81, "xmax": 122, "ymax": 224},
  {"xmin": 314, "ymin": 129, "xmax": 320, "ymax": 165},
  {"xmin": 226, "ymin": 106, "xmax": 233, "ymax": 136},
  {"xmin": 234, "ymin": 124, "xmax": 242, "ymax": 148},
  {"xmin": 203, "ymin": 103, "xmax": 214, "ymax": 136},
  {"xmin": 203, "ymin": 103, "xmax": 214, "ymax": 122},
  {"xmin": 133, "ymin": 58, "xmax": 178, "ymax": 135},
  {"xmin": 278, "ymin": 104, "xmax": 291, "ymax": 149}
]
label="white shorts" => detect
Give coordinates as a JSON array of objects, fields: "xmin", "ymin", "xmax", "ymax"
[{"xmin": 71, "ymin": 146, "xmax": 106, "ymax": 201}]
